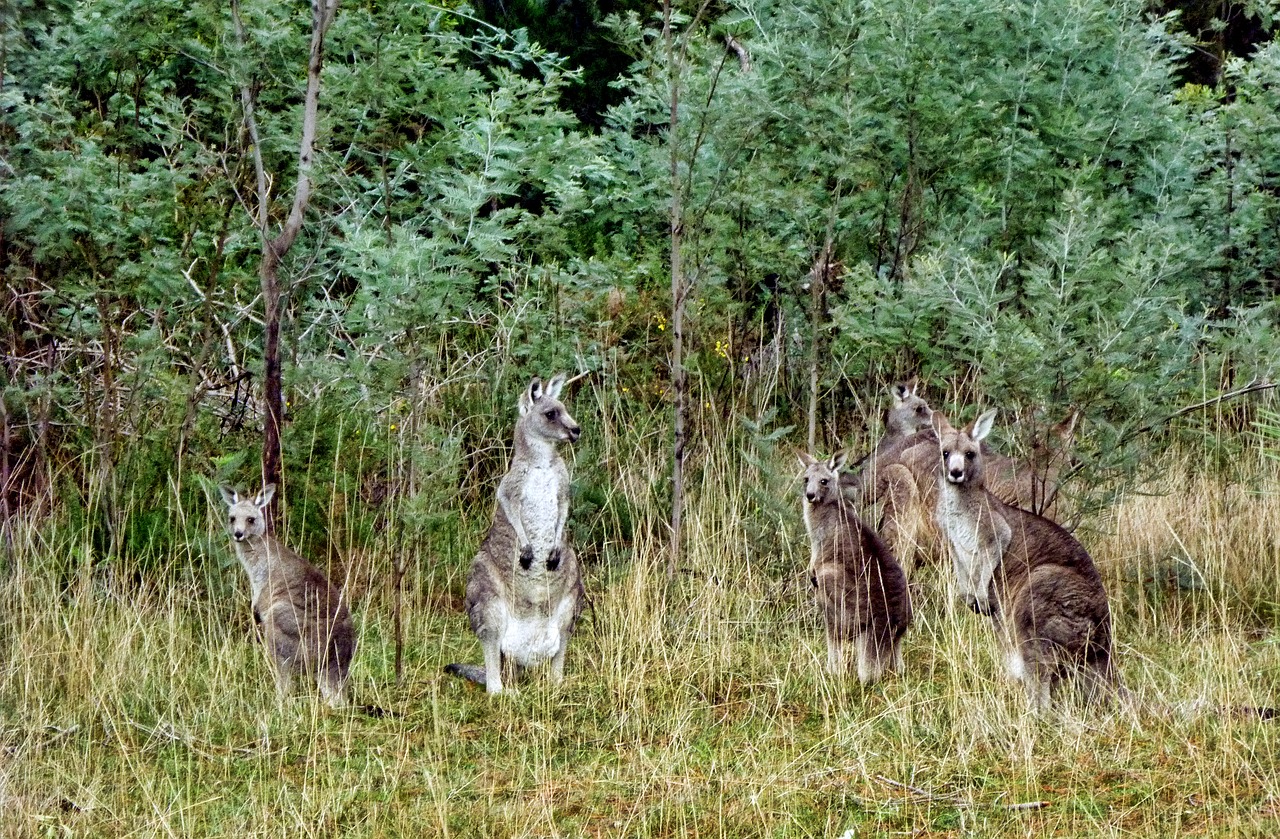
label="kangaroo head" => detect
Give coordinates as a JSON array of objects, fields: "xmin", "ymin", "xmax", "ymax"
[
  {"xmin": 798, "ymin": 451, "xmax": 847, "ymax": 506},
  {"xmin": 517, "ymin": 373, "xmax": 581, "ymax": 445},
  {"xmin": 220, "ymin": 484, "xmax": 274, "ymax": 542},
  {"xmin": 886, "ymin": 377, "xmax": 932, "ymax": 437},
  {"xmin": 933, "ymin": 409, "xmax": 995, "ymax": 488}
]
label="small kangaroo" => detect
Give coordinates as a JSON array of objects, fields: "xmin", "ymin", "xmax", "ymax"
[
  {"xmin": 840, "ymin": 379, "xmax": 932, "ymax": 492},
  {"xmin": 799, "ymin": 452, "xmax": 912, "ymax": 683},
  {"xmin": 932, "ymin": 409, "xmax": 1113, "ymax": 710},
  {"xmin": 884, "ymin": 378, "xmax": 934, "ymax": 442},
  {"xmin": 839, "ymin": 380, "xmax": 944, "ymax": 570},
  {"xmin": 220, "ymin": 484, "xmax": 354, "ymax": 708},
  {"xmin": 445, "ymin": 374, "xmax": 585, "ymax": 695}
]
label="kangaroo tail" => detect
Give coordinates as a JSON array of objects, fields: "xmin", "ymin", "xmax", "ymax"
[{"xmin": 443, "ymin": 663, "xmax": 487, "ymax": 686}]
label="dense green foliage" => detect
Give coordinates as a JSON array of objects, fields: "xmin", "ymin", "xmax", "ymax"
[{"xmin": 1, "ymin": 0, "xmax": 1279, "ymax": 565}]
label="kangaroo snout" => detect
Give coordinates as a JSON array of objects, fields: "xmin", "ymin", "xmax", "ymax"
[{"xmin": 566, "ymin": 424, "xmax": 581, "ymax": 443}]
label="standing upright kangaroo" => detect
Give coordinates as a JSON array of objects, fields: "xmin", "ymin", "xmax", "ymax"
[
  {"xmin": 799, "ymin": 452, "xmax": 912, "ymax": 684},
  {"xmin": 932, "ymin": 409, "xmax": 1113, "ymax": 710},
  {"xmin": 220, "ymin": 484, "xmax": 354, "ymax": 708},
  {"xmin": 445, "ymin": 374, "xmax": 585, "ymax": 694}
]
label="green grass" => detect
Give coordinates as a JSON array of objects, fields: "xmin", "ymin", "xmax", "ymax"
[{"xmin": 4, "ymin": 441, "xmax": 1280, "ymax": 837}]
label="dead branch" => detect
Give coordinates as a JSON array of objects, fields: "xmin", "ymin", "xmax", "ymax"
[{"xmin": 725, "ymin": 34, "xmax": 751, "ymax": 72}]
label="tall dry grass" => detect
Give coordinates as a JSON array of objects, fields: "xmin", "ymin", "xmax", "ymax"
[{"xmin": 2, "ymin": 420, "xmax": 1280, "ymax": 836}]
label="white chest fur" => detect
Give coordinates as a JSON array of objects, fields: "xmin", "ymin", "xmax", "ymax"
[
  {"xmin": 802, "ymin": 503, "xmax": 820, "ymax": 570},
  {"xmin": 520, "ymin": 465, "xmax": 563, "ymax": 556},
  {"xmin": 500, "ymin": 594, "xmax": 575, "ymax": 667},
  {"xmin": 937, "ymin": 488, "xmax": 996, "ymax": 604},
  {"xmin": 236, "ymin": 541, "xmax": 271, "ymax": 609}
]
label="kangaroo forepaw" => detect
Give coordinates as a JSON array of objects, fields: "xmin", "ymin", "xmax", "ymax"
[
  {"xmin": 547, "ymin": 547, "xmax": 562, "ymax": 570},
  {"xmin": 963, "ymin": 594, "xmax": 995, "ymax": 617},
  {"xmin": 519, "ymin": 544, "xmax": 534, "ymax": 570}
]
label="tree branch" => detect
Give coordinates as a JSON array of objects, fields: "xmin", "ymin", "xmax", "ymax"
[
  {"xmin": 724, "ymin": 35, "xmax": 751, "ymax": 73},
  {"xmin": 1134, "ymin": 379, "xmax": 1276, "ymax": 436},
  {"xmin": 274, "ymin": 0, "xmax": 340, "ymax": 257}
]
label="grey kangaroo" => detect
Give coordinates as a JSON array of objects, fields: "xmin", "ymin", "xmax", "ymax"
[
  {"xmin": 799, "ymin": 452, "xmax": 912, "ymax": 684},
  {"xmin": 220, "ymin": 484, "xmax": 354, "ymax": 708},
  {"xmin": 932, "ymin": 409, "xmax": 1113, "ymax": 710},
  {"xmin": 843, "ymin": 382, "xmax": 1075, "ymax": 571},
  {"xmin": 445, "ymin": 374, "xmax": 585, "ymax": 694},
  {"xmin": 883, "ymin": 378, "xmax": 934, "ymax": 443}
]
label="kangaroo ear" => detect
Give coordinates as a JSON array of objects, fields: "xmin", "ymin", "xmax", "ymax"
[
  {"xmin": 892, "ymin": 377, "xmax": 917, "ymax": 403},
  {"xmin": 930, "ymin": 410, "xmax": 953, "ymax": 437},
  {"xmin": 219, "ymin": 486, "xmax": 239, "ymax": 506},
  {"xmin": 520, "ymin": 377, "xmax": 542, "ymax": 416},
  {"xmin": 545, "ymin": 373, "xmax": 567, "ymax": 400},
  {"xmin": 255, "ymin": 483, "xmax": 276, "ymax": 509},
  {"xmin": 970, "ymin": 409, "xmax": 997, "ymax": 442},
  {"xmin": 797, "ymin": 452, "xmax": 817, "ymax": 468},
  {"xmin": 829, "ymin": 451, "xmax": 849, "ymax": 472}
]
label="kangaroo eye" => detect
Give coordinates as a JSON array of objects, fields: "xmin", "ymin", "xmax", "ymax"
[
  {"xmin": 545, "ymin": 409, "xmax": 558, "ymax": 420},
  {"xmin": 942, "ymin": 450, "xmax": 950, "ymax": 459},
  {"xmin": 819, "ymin": 478, "xmax": 828, "ymax": 486},
  {"xmin": 916, "ymin": 406, "xmax": 926, "ymax": 414},
  {"xmin": 965, "ymin": 452, "xmax": 975, "ymax": 461},
  {"xmin": 247, "ymin": 516, "xmax": 256, "ymax": 525}
]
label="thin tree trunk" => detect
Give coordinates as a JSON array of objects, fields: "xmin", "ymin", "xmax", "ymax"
[
  {"xmin": 664, "ymin": 0, "xmax": 686, "ymax": 579},
  {"xmin": 808, "ymin": 204, "xmax": 839, "ymax": 452},
  {"xmin": 232, "ymin": 0, "xmax": 340, "ymax": 513},
  {"xmin": 393, "ymin": 550, "xmax": 406, "ymax": 684},
  {"xmin": 1, "ymin": 394, "xmax": 11, "ymax": 569},
  {"xmin": 807, "ymin": 263, "xmax": 821, "ymax": 452}
]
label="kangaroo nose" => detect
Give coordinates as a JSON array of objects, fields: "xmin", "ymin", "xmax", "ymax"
[
  {"xmin": 805, "ymin": 491, "xmax": 818, "ymax": 503},
  {"xmin": 949, "ymin": 468, "xmax": 965, "ymax": 481},
  {"xmin": 567, "ymin": 425, "xmax": 581, "ymax": 442}
]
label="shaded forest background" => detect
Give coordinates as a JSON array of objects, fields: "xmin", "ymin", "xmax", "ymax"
[{"xmin": 3, "ymin": 0, "xmax": 1280, "ymax": 576}]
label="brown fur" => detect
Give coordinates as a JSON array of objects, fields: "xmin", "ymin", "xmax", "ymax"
[
  {"xmin": 932, "ymin": 410, "xmax": 1113, "ymax": 710},
  {"xmin": 799, "ymin": 452, "xmax": 912, "ymax": 683},
  {"xmin": 220, "ymin": 484, "xmax": 354, "ymax": 708},
  {"xmin": 842, "ymin": 384, "xmax": 1076, "ymax": 572}
]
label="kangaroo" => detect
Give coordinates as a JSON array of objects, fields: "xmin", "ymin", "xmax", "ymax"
[
  {"xmin": 799, "ymin": 452, "xmax": 912, "ymax": 684},
  {"xmin": 839, "ymin": 379, "xmax": 932, "ymax": 493},
  {"xmin": 445, "ymin": 373, "xmax": 585, "ymax": 695},
  {"xmin": 843, "ymin": 383, "xmax": 1075, "ymax": 572},
  {"xmin": 220, "ymin": 484, "xmax": 354, "ymax": 708},
  {"xmin": 932, "ymin": 409, "xmax": 1113, "ymax": 710},
  {"xmin": 884, "ymin": 378, "xmax": 934, "ymax": 441}
]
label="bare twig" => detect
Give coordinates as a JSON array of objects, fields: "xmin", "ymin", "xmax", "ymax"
[
  {"xmin": 1134, "ymin": 378, "xmax": 1276, "ymax": 435},
  {"xmin": 724, "ymin": 34, "xmax": 751, "ymax": 72},
  {"xmin": 874, "ymin": 774, "xmax": 1049, "ymax": 812}
]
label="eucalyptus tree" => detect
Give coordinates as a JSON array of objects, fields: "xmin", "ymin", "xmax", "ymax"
[{"xmin": 230, "ymin": 0, "xmax": 340, "ymax": 503}]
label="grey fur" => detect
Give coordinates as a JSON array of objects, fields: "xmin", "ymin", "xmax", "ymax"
[
  {"xmin": 447, "ymin": 373, "xmax": 586, "ymax": 695},
  {"xmin": 932, "ymin": 409, "xmax": 1114, "ymax": 711},
  {"xmin": 799, "ymin": 452, "xmax": 912, "ymax": 684},
  {"xmin": 884, "ymin": 378, "xmax": 934, "ymax": 442},
  {"xmin": 219, "ymin": 484, "xmax": 355, "ymax": 708}
]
